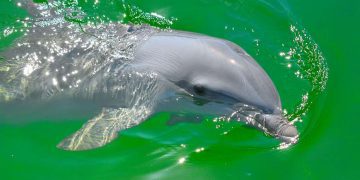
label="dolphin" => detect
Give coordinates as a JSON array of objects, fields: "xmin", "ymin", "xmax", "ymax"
[{"xmin": 0, "ymin": 0, "xmax": 298, "ymax": 150}]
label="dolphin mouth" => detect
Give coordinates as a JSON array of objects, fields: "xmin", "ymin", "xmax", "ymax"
[
  {"xmin": 276, "ymin": 124, "xmax": 299, "ymax": 144},
  {"xmin": 228, "ymin": 104, "xmax": 299, "ymax": 144},
  {"xmin": 253, "ymin": 113, "xmax": 299, "ymax": 144}
]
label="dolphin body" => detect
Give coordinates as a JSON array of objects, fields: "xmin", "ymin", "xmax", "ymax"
[{"xmin": 0, "ymin": 1, "xmax": 298, "ymax": 150}]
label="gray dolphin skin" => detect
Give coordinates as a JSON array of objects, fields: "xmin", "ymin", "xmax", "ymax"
[{"xmin": 0, "ymin": 1, "xmax": 298, "ymax": 150}]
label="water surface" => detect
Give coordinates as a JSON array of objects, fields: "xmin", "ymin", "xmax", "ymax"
[{"xmin": 0, "ymin": 0, "xmax": 359, "ymax": 179}]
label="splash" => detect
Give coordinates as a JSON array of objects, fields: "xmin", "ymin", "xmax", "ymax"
[
  {"xmin": 273, "ymin": 25, "xmax": 329, "ymax": 149},
  {"xmin": 121, "ymin": 2, "xmax": 177, "ymax": 29},
  {"xmin": 285, "ymin": 25, "xmax": 329, "ymax": 121}
]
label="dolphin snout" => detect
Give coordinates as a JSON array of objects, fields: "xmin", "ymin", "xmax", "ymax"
[
  {"xmin": 278, "ymin": 124, "xmax": 299, "ymax": 143},
  {"xmin": 279, "ymin": 124, "xmax": 298, "ymax": 137},
  {"xmin": 253, "ymin": 114, "xmax": 299, "ymax": 144}
]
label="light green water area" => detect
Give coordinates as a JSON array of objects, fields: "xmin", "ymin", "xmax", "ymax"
[{"xmin": 0, "ymin": 0, "xmax": 359, "ymax": 179}]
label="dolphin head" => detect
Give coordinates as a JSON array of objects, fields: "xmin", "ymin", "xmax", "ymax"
[
  {"xmin": 134, "ymin": 31, "xmax": 298, "ymax": 142},
  {"xmin": 135, "ymin": 32, "xmax": 281, "ymax": 112}
]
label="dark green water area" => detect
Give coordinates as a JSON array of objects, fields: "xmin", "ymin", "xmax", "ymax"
[{"xmin": 0, "ymin": 0, "xmax": 359, "ymax": 179}]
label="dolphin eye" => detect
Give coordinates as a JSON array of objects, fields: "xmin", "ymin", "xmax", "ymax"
[{"xmin": 193, "ymin": 85, "xmax": 206, "ymax": 96}]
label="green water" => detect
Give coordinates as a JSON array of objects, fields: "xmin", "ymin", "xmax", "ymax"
[{"xmin": 0, "ymin": 0, "xmax": 359, "ymax": 179}]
